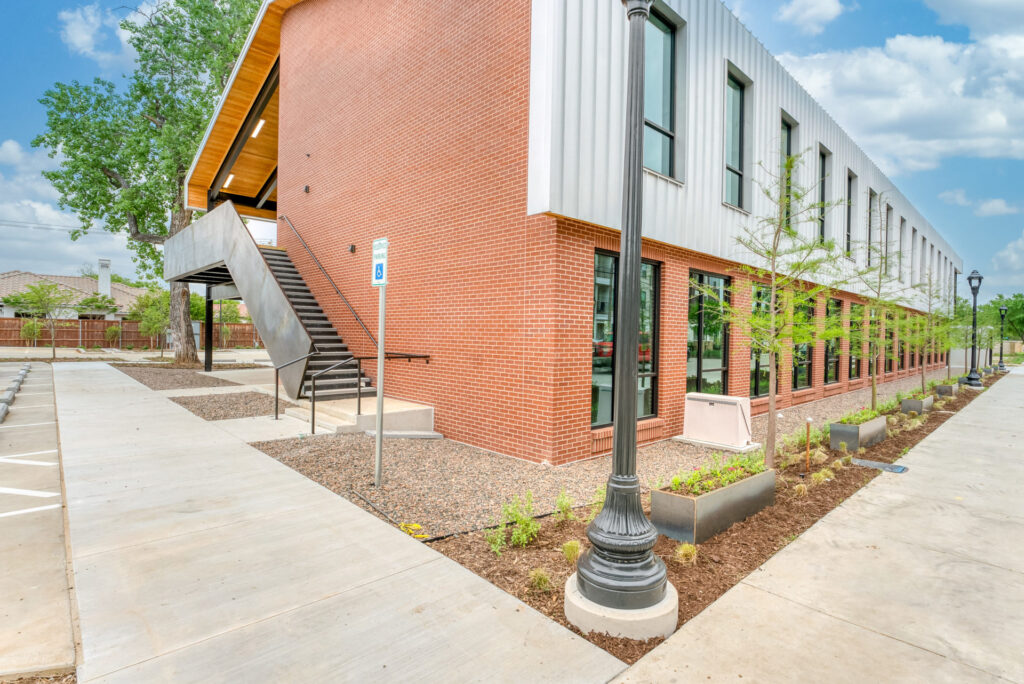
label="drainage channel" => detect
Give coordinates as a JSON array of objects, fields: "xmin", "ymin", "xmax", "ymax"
[{"xmin": 852, "ymin": 458, "xmax": 908, "ymax": 473}]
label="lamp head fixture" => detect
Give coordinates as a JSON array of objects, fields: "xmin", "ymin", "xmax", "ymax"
[{"xmin": 967, "ymin": 270, "xmax": 983, "ymax": 296}]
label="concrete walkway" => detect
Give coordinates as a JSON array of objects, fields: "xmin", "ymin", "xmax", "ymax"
[
  {"xmin": 54, "ymin": 363, "xmax": 624, "ymax": 683},
  {"xmin": 621, "ymin": 370, "xmax": 1024, "ymax": 683},
  {"xmin": 0, "ymin": 363, "xmax": 76, "ymax": 679}
]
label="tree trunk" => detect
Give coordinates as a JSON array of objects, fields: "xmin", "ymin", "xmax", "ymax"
[
  {"xmin": 766, "ymin": 349, "xmax": 777, "ymax": 469},
  {"xmin": 168, "ymin": 209, "xmax": 198, "ymax": 365}
]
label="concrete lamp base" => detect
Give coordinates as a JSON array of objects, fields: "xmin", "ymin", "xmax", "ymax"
[{"xmin": 564, "ymin": 572, "xmax": 678, "ymax": 640}]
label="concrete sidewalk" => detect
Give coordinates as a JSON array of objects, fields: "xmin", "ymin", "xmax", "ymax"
[
  {"xmin": 54, "ymin": 363, "xmax": 624, "ymax": 683},
  {"xmin": 621, "ymin": 370, "xmax": 1024, "ymax": 683}
]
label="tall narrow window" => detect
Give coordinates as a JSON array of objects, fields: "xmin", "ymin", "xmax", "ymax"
[
  {"xmin": 825, "ymin": 298, "xmax": 841, "ymax": 384},
  {"xmin": 644, "ymin": 13, "xmax": 674, "ymax": 177},
  {"xmin": 884, "ymin": 205, "xmax": 894, "ymax": 275},
  {"xmin": 898, "ymin": 218, "xmax": 907, "ymax": 281},
  {"xmin": 867, "ymin": 190, "xmax": 877, "ymax": 267},
  {"xmin": 792, "ymin": 299, "xmax": 813, "ymax": 390},
  {"xmin": 688, "ymin": 272, "xmax": 729, "ymax": 394},
  {"xmin": 725, "ymin": 76, "xmax": 744, "ymax": 207},
  {"xmin": 781, "ymin": 120, "xmax": 793, "ymax": 226},
  {"xmin": 845, "ymin": 172, "xmax": 854, "ymax": 257},
  {"xmin": 750, "ymin": 285, "xmax": 772, "ymax": 397},
  {"xmin": 591, "ymin": 253, "xmax": 659, "ymax": 427},
  {"xmin": 849, "ymin": 303, "xmax": 863, "ymax": 379},
  {"xmin": 885, "ymin": 313, "xmax": 895, "ymax": 373},
  {"xmin": 818, "ymin": 151, "xmax": 827, "ymax": 243},
  {"xmin": 868, "ymin": 308, "xmax": 878, "ymax": 377}
]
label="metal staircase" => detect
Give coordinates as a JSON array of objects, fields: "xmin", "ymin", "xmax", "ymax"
[{"xmin": 258, "ymin": 246, "xmax": 372, "ymax": 399}]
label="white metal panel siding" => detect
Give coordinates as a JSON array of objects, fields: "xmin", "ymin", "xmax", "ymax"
[{"xmin": 526, "ymin": 0, "xmax": 963, "ymax": 306}]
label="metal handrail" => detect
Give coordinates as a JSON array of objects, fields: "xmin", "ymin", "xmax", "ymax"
[
  {"xmin": 273, "ymin": 349, "xmax": 320, "ymax": 420},
  {"xmin": 279, "ymin": 214, "xmax": 378, "ymax": 348},
  {"xmin": 307, "ymin": 352, "xmax": 430, "ymax": 434}
]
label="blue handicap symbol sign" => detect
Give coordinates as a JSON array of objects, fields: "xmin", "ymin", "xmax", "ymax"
[{"xmin": 375, "ymin": 263, "xmax": 384, "ymax": 280}]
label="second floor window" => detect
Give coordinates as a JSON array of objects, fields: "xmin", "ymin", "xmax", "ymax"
[
  {"xmin": 644, "ymin": 13, "xmax": 674, "ymax": 177},
  {"xmin": 725, "ymin": 75, "xmax": 744, "ymax": 207},
  {"xmin": 818, "ymin": 151, "xmax": 827, "ymax": 243},
  {"xmin": 781, "ymin": 120, "xmax": 793, "ymax": 226}
]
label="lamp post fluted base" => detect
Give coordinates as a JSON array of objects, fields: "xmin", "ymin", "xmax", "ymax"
[
  {"xmin": 576, "ymin": 474, "xmax": 669, "ymax": 610},
  {"xmin": 966, "ymin": 370, "xmax": 983, "ymax": 387}
]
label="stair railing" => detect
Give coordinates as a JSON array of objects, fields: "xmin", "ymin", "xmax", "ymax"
[
  {"xmin": 308, "ymin": 352, "xmax": 429, "ymax": 433},
  {"xmin": 274, "ymin": 349, "xmax": 321, "ymax": 420},
  {"xmin": 279, "ymin": 215, "xmax": 378, "ymax": 348}
]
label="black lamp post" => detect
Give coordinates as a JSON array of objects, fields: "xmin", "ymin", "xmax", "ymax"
[
  {"xmin": 575, "ymin": 0, "xmax": 669, "ymax": 611},
  {"xmin": 966, "ymin": 270, "xmax": 983, "ymax": 387},
  {"xmin": 999, "ymin": 305, "xmax": 1008, "ymax": 372}
]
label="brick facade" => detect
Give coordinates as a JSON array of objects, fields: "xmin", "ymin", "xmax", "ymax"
[{"xmin": 274, "ymin": 0, "xmax": 947, "ymax": 465}]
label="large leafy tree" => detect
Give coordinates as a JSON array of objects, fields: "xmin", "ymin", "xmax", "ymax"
[
  {"xmin": 3, "ymin": 283, "xmax": 79, "ymax": 360},
  {"xmin": 33, "ymin": 0, "xmax": 260, "ymax": 363}
]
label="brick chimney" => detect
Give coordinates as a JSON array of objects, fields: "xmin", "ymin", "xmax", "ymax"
[{"xmin": 98, "ymin": 258, "xmax": 111, "ymax": 298}]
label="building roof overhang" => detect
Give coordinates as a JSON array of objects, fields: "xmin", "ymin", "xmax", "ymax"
[{"xmin": 184, "ymin": 0, "xmax": 306, "ymax": 221}]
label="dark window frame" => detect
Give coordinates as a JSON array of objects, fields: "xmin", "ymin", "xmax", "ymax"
[
  {"xmin": 824, "ymin": 298, "xmax": 841, "ymax": 384},
  {"xmin": 781, "ymin": 119, "xmax": 794, "ymax": 227},
  {"xmin": 750, "ymin": 284, "xmax": 773, "ymax": 398},
  {"xmin": 818, "ymin": 151, "xmax": 827, "ymax": 243},
  {"xmin": 688, "ymin": 270, "xmax": 731, "ymax": 395},
  {"xmin": 725, "ymin": 75, "xmax": 745, "ymax": 208},
  {"xmin": 849, "ymin": 303, "xmax": 863, "ymax": 379},
  {"xmin": 792, "ymin": 299, "xmax": 814, "ymax": 391},
  {"xmin": 643, "ymin": 11, "xmax": 676, "ymax": 177},
  {"xmin": 590, "ymin": 250, "xmax": 661, "ymax": 429},
  {"xmin": 845, "ymin": 172, "xmax": 854, "ymax": 258}
]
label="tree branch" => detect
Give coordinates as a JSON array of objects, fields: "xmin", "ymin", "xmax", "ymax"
[{"xmin": 100, "ymin": 167, "xmax": 167, "ymax": 245}]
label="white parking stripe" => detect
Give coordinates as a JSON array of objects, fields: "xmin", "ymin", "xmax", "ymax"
[
  {"xmin": 0, "ymin": 457, "xmax": 57, "ymax": 466},
  {"xmin": 0, "ymin": 421, "xmax": 57, "ymax": 429},
  {"xmin": 0, "ymin": 504, "xmax": 61, "ymax": 518},
  {"xmin": 0, "ymin": 487, "xmax": 60, "ymax": 498},
  {"xmin": 1, "ymin": 450, "xmax": 57, "ymax": 459}
]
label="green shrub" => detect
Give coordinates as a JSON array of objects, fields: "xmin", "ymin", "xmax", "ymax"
[
  {"xmin": 585, "ymin": 484, "xmax": 606, "ymax": 522},
  {"xmin": 667, "ymin": 450, "xmax": 766, "ymax": 497},
  {"xmin": 553, "ymin": 489, "xmax": 576, "ymax": 523},
  {"xmin": 483, "ymin": 521, "xmax": 506, "ymax": 556},
  {"xmin": 674, "ymin": 543, "xmax": 698, "ymax": 565},
  {"xmin": 104, "ymin": 325, "xmax": 121, "ymax": 346},
  {"xmin": 562, "ymin": 540, "xmax": 582, "ymax": 565},
  {"xmin": 840, "ymin": 407, "xmax": 880, "ymax": 425},
  {"xmin": 528, "ymin": 568, "xmax": 552, "ymax": 592},
  {"xmin": 503, "ymin": 492, "xmax": 540, "ymax": 548}
]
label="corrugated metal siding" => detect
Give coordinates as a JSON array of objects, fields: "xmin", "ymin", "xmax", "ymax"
[{"xmin": 526, "ymin": 0, "xmax": 963, "ymax": 307}]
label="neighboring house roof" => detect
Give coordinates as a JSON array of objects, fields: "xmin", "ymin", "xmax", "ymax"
[{"xmin": 0, "ymin": 270, "xmax": 150, "ymax": 314}]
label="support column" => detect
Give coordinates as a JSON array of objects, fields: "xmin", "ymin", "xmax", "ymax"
[{"xmin": 204, "ymin": 285, "xmax": 214, "ymax": 373}]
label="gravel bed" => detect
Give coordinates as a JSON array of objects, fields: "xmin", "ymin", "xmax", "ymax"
[
  {"xmin": 171, "ymin": 391, "xmax": 292, "ymax": 421},
  {"xmin": 255, "ymin": 367, "xmax": 961, "ymax": 538},
  {"xmin": 113, "ymin": 364, "xmax": 243, "ymax": 390}
]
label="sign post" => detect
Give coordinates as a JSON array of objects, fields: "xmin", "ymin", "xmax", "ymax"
[{"xmin": 371, "ymin": 238, "xmax": 388, "ymax": 486}]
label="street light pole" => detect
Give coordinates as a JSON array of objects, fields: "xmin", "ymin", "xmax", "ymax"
[
  {"xmin": 966, "ymin": 270, "xmax": 982, "ymax": 387},
  {"xmin": 575, "ymin": 0, "xmax": 669, "ymax": 612},
  {"xmin": 999, "ymin": 305, "xmax": 1008, "ymax": 372}
]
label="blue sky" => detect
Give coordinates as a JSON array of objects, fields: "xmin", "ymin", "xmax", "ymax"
[{"xmin": 1, "ymin": 0, "xmax": 1022, "ymax": 301}]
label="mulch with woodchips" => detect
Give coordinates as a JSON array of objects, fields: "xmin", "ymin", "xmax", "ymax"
[{"xmin": 170, "ymin": 391, "xmax": 292, "ymax": 421}]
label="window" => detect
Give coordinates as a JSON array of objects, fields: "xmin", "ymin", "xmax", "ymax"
[
  {"xmin": 849, "ymin": 303, "xmax": 863, "ymax": 379},
  {"xmin": 590, "ymin": 252, "xmax": 659, "ymax": 427},
  {"xmin": 898, "ymin": 218, "xmax": 907, "ymax": 281},
  {"xmin": 825, "ymin": 298, "xmax": 841, "ymax": 384},
  {"xmin": 898, "ymin": 339, "xmax": 906, "ymax": 371},
  {"xmin": 818, "ymin": 150, "xmax": 828, "ymax": 243},
  {"xmin": 867, "ymin": 190, "xmax": 877, "ymax": 267},
  {"xmin": 845, "ymin": 172, "xmax": 856, "ymax": 258},
  {"xmin": 792, "ymin": 299, "xmax": 813, "ymax": 390},
  {"xmin": 868, "ymin": 307, "xmax": 879, "ymax": 377},
  {"xmin": 644, "ymin": 13, "xmax": 674, "ymax": 177},
  {"xmin": 688, "ymin": 271, "xmax": 729, "ymax": 394},
  {"xmin": 725, "ymin": 75, "xmax": 744, "ymax": 207},
  {"xmin": 885, "ymin": 314, "xmax": 895, "ymax": 373},
  {"xmin": 885, "ymin": 205, "xmax": 894, "ymax": 275},
  {"xmin": 781, "ymin": 119, "xmax": 793, "ymax": 226},
  {"xmin": 750, "ymin": 285, "xmax": 773, "ymax": 397}
]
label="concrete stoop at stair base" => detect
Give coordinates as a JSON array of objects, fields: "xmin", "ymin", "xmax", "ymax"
[{"xmin": 286, "ymin": 397, "xmax": 439, "ymax": 438}]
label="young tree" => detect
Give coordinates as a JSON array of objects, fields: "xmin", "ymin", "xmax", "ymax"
[
  {"xmin": 696, "ymin": 150, "xmax": 842, "ymax": 468},
  {"xmin": 2, "ymin": 283, "xmax": 79, "ymax": 359},
  {"xmin": 845, "ymin": 190, "xmax": 915, "ymax": 410},
  {"xmin": 77, "ymin": 294, "xmax": 120, "ymax": 317},
  {"xmin": 34, "ymin": 0, "xmax": 260, "ymax": 364},
  {"xmin": 904, "ymin": 266, "xmax": 953, "ymax": 391},
  {"xmin": 139, "ymin": 303, "xmax": 171, "ymax": 357},
  {"xmin": 19, "ymin": 320, "xmax": 44, "ymax": 349}
]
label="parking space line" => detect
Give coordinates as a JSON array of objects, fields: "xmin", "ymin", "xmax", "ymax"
[
  {"xmin": 0, "ymin": 457, "xmax": 57, "ymax": 466},
  {"xmin": 0, "ymin": 504, "xmax": 61, "ymax": 519},
  {"xmin": 0, "ymin": 487, "xmax": 60, "ymax": 498}
]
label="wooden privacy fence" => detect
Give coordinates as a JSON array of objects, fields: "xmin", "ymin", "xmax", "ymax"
[{"xmin": 0, "ymin": 318, "xmax": 263, "ymax": 350}]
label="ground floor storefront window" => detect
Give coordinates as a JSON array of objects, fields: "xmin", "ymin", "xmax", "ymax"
[
  {"xmin": 750, "ymin": 285, "xmax": 773, "ymax": 397},
  {"xmin": 792, "ymin": 301, "xmax": 814, "ymax": 390},
  {"xmin": 825, "ymin": 298, "xmax": 841, "ymax": 384},
  {"xmin": 591, "ymin": 252, "xmax": 659, "ymax": 427},
  {"xmin": 850, "ymin": 304, "xmax": 863, "ymax": 379},
  {"xmin": 688, "ymin": 271, "xmax": 729, "ymax": 394}
]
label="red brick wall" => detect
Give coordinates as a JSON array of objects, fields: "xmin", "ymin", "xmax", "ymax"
[{"xmin": 276, "ymin": 0, "xmax": 949, "ymax": 465}]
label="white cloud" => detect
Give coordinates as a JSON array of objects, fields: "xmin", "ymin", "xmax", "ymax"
[
  {"xmin": 939, "ymin": 188, "xmax": 970, "ymax": 206},
  {"xmin": 923, "ymin": 0, "xmax": 1024, "ymax": 39},
  {"xmin": 776, "ymin": 0, "xmax": 845, "ymax": 36},
  {"xmin": 992, "ymin": 229, "xmax": 1024, "ymax": 276},
  {"xmin": 57, "ymin": 4, "xmax": 135, "ymax": 71},
  {"xmin": 0, "ymin": 139, "xmax": 61, "ymax": 202},
  {"xmin": 976, "ymin": 198, "xmax": 1020, "ymax": 216},
  {"xmin": 779, "ymin": 32, "xmax": 1024, "ymax": 174}
]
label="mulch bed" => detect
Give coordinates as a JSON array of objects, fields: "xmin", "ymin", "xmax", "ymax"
[
  {"xmin": 8, "ymin": 674, "xmax": 75, "ymax": 684},
  {"xmin": 112, "ymin": 363, "xmax": 264, "ymax": 390},
  {"xmin": 429, "ymin": 373, "xmax": 1001, "ymax": 664},
  {"xmin": 171, "ymin": 391, "xmax": 292, "ymax": 421}
]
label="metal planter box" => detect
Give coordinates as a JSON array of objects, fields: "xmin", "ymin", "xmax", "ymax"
[
  {"xmin": 900, "ymin": 396, "xmax": 933, "ymax": 414},
  {"xmin": 935, "ymin": 384, "xmax": 957, "ymax": 397},
  {"xmin": 651, "ymin": 470, "xmax": 775, "ymax": 544},
  {"xmin": 830, "ymin": 415, "xmax": 887, "ymax": 451}
]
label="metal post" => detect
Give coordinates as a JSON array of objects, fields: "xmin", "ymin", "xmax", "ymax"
[
  {"xmin": 967, "ymin": 273, "xmax": 982, "ymax": 387},
  {"xmin": 576, "ymin": 0, "xmax": 668, "ymax": 611},
  {"xmin": 311, "ymin": 377, "xmax": 316, "ymax": 434},
  {"xmin": 274, "ymin": 368, "xmax": 279, "ymax": 420},
  {"xmin": 204, "ymin": 285, "xmax": 214, "ymax": 373},
  {"xmin": 357, "ymin": 359, "xmax": 362, "ymax": 416},
  {"xmin": 374, "ymin": 285, "xmax": 386, "ymax": 487},
  {"xmin": 999, "ymin": 308, "xmax": 1008, "ymax": 372}
]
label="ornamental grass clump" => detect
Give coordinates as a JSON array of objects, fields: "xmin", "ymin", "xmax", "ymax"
[
  {"xmin": 831, "ymin": 459, "xmax": 844, "ymax": 471},
  {"xmin": 841, "ymin": 454, "xmax": 853, "ymax": 465},
  {"xmin": 810, "ymin": 468, "xmax": 835, "ymax": 486},
  {"xmin": 562, "ymin": 540, "xmax": 581, "ymax": 565},
  {"xmin": 528, "ymin": 568, "xmax": 552, "ymax": 593},
  {"xmin": 793, "ymin": 483, "xmax": 808, "ymax": 497},
  {"xmin": 667, "ymin": 450, "xmax": 766, "ymax": 496},
  {"xmin": 674, "ymin": 543, "xmax": 698, "ymax": 565}
]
